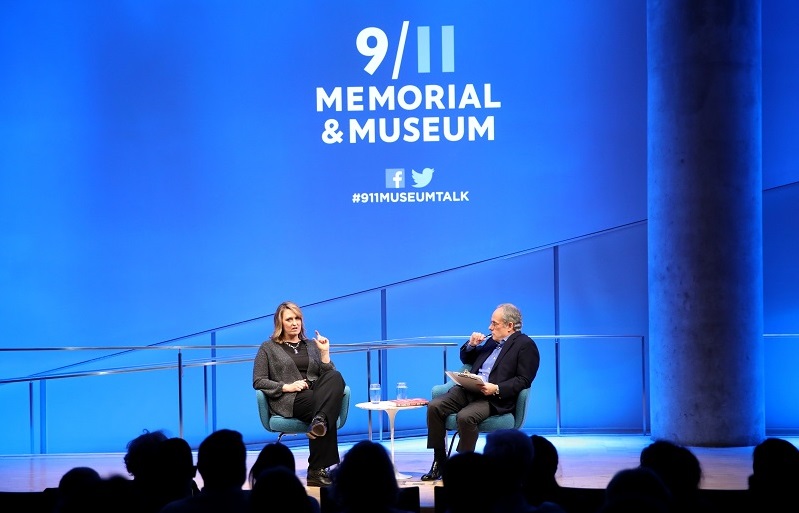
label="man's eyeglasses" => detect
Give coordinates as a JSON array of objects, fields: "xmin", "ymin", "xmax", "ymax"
[{"xmin": 489, "ymin": 320, "xmax": 506, "ymax": 327}]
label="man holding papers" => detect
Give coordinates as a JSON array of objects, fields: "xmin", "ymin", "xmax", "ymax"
[{"xmin": 421, "ymin": 303, "xmax": 540, "ymax": 481}]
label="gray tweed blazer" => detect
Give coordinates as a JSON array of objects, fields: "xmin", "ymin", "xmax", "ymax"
[{"xmin": 252, "ymin": 339, "xmax": 336, "ymax": 418}]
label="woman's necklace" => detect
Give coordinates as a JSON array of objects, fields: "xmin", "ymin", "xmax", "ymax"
[{"xmin": 285, "ymin": 341, "xmax": 300, "ymax": 354}]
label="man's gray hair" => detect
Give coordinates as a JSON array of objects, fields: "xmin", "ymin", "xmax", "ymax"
[{"xmin": 497, "ymin": 303, "xmax": 522, "ymax": 331}]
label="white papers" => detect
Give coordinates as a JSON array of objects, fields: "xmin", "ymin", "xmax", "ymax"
[{"xmin": 445, "ymin": 370, "xmax": 486, "ymax": 393}]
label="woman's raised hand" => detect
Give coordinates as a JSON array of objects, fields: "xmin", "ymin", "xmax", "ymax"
[{"xmin": 314, "ymin": 330, "xmax": 330, "ymax": 352}]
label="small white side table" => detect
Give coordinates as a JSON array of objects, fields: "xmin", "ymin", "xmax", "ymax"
[{"xmin": 355, "ymin": 401, "xmax": 425, "ymax": 480}]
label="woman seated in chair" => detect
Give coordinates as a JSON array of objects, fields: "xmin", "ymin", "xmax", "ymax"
[{"xmin": 253, "ymin": 300, "xmax": 347, "ymax": 487}]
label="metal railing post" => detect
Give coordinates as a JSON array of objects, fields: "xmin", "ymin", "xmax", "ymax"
[
  {"xmin": 28, "ymin": 381, "xmax": 34, "ymax": 454},
  {"xmin": 39, "ymin": 380, "xmax": 46, "ymax": 454},
  {"xmin": 177, "ymin": 349, "xmax": 184, "ymax": 438},
  {"xmin": 555, "ymin": 337, "xmax": 561, "ymax": 435}
]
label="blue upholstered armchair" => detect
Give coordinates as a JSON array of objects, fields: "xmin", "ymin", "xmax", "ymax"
[
  {"xmin": 256, "ymin": 385, "xmax": 351, "ymax": 442},
  {"xmin": 431, "ymin": 367, "xmax": 532, "ymax": 457}
]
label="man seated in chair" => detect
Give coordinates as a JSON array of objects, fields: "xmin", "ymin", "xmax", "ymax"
[{"xmin": 421, "ymin": 303, "xmax": 540, "ymax": 481}]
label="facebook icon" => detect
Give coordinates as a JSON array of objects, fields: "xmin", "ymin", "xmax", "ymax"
[{"xmin": 385, "ymin": 168, "xmax": 405, "ymax": 189}]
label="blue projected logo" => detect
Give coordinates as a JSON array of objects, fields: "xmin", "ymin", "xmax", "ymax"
[
  {"xmin": 411, "ymin": 168, "xmax": 434, "ymax": 188},
  {"xmin": 357, "ymin": 23, "xmax": 455, "ymax": 79},
  {"xmin": 386, "ymin": 168, "xmax": 405, "ymax": 188}
]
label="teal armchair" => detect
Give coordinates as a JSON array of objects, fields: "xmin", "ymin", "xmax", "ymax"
[
  {"xmin": 256, "ymin": 385, "xmax": 351, "ymax": 442},
  {"xmin": 432, "ymin": 367, "xmax": 532, "ymax": 457}
]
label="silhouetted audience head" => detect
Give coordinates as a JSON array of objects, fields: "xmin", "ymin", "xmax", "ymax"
[
  {"xmin": 483, "ymin": 428, "xmax": 534, "ymax": 492},
  {"xmin": 124, "ymin": 429, "xmax": 168, "ymax": 480},
  {"xmin": 599, "ymin": 466, "xmax": 672, "ymax": 513},
  {"xmin": 122, "ymin": 429, "xmax": 171, "ymax": 513},
  {"xmin": 442, "ymin": 451, "xmax": 493, "ymax": 513},
  {"xmin": 249, "ymin": 442, "xmax": 296, "ymax": 488},
  {"xmin": 640, "ymin": 439, "xmax": 702, "ymax": 492},
  {"xmin": 482, "ymin": 429, "xmax": 566, "ymax": 512},
  {"xmin": 54, "ymin": 466, "xmax": 102, "ymax": 513},
  {"xmin": 524, "ymin": 434, "xmax": 562, "ymax": 507},
  {"xmin": 639, "ymin": 439, "xmax": 706, "ymax": 512},
  {"xmin": 160, "ymin": 429, "xmax": 250, "ymax": 513},
  {"xmin": 531, "ymin": 434, "xmax": 559, "ymax": 478},
  {"xmin": 57, "ymin": 466, "xmax": 101, "ymax": 493},
  {"xmin": 748, "ymin": 437, "xmax": 799, "ymax": 510},
  {"xmin": 159, "ymin": 437, "xmax": 197, "ymax": 479},
  {"xmin": 196, "ymin": 428, "xmax": 247, "ymax": 490},
  {"xmin": 330, "ymin": 440, "xmax": 408, "ymax": 513},
  {"xmin": 155, "ymin": 437, "xmax": 199, "ymax": 506},
  {"xmin": 751, "ymin": 437, "xmax": 799, "ymax": 482},
  {"xmin": 99, "ymin": 475, "xmax": 139, "ymax": 513},
  {"xmin": 250, "ymin": 466, "xmax": 313, "ymax": 513}
]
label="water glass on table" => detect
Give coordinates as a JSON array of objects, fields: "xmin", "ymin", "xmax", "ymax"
[
  {"xmin": 369, "ymin": 383, "xmax": 381, "ymax": 403},
  {"xmin": 396, "ymin": 382, "xmax": 408, "ymax": 400}
]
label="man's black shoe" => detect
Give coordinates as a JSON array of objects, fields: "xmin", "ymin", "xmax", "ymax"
[
  {"xmin": 307, "ymin": 416, "xmax": 327, "ymax": 439},
  {"xmin": 307, "ymin": 467, "xmax": 332, "ymax": 487},
  {"xmin": 421, "ymin": 460, "xmax": 443, "ymax": 481}
]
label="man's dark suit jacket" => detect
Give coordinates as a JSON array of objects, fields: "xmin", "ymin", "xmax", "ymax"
[{"xmin": 460, "ymin": 331, "xmax": 540, "ymax": 415}]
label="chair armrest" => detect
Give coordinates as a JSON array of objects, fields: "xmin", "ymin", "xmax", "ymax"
[
  {"xmin": 255, "ymin": 389, "xmax": 272, "ymax": 429},
  {"xmin": 512, "ymin": 387, "xmax": 531, "ymax": 429},
  {"xmin": 432, "ymin": 381, "xmax": 455, "ymax": 399},
  {"xmin": 338, "ymin": 385, "xmax": 351, "ymax": 428}
]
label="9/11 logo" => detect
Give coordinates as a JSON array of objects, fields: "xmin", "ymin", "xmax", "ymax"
[{"xmin": 357, "ymin": 23, "xmax": 455, "ymax": 79}]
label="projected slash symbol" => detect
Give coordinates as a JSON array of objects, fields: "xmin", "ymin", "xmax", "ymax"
[
  {"xmin": 392, "ymin": 21, "xmax": 409, "ymax": 80},
  {"xmin": 411, "ymin": 168, "xmax": 434, "ymax": 188}
]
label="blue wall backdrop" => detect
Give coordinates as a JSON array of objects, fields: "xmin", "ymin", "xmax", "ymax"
[{"xmin": 0, "ymin": 1, "xmax": 798, "ymax": 454}]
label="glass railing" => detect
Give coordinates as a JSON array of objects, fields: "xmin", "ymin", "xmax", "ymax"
[{"xmin": 0, "ymin": 334, "xmax": 652, "ymax": 453}]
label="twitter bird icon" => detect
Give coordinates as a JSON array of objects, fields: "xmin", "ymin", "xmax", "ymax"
[{"xmin": 411, "ymin": 167, "xmax": 434, "ymax": 188}]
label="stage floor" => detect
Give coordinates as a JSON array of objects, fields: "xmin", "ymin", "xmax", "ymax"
[{"xmin": 0, "ymin": 434, "xmax": 787, "ymax": 511}]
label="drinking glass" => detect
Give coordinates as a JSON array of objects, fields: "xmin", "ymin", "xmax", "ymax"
[
  {"xmin": 369, "ymin": 383, "xmax": 381, "ymax": 403},
  {"xmin": 396, "ymin": 382, "xmax": 408, "ymax": 400}
]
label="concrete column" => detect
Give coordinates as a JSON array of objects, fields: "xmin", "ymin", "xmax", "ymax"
[{"xmin": 647, "ymin": 0, "xmax": 764, "ymax": 446}]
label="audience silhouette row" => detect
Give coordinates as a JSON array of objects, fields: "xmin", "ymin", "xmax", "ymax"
[{"xmin": 41, "ymin": 427, "xmax": 799, "ymax": 513}]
